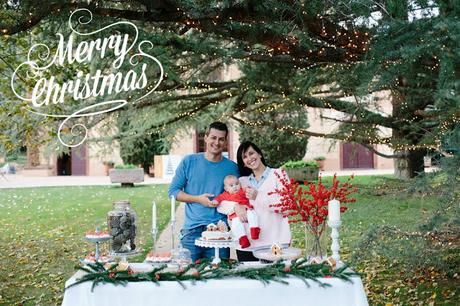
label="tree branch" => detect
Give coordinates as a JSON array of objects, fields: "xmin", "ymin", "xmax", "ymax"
[
  {"xmin": 295, "ymin": 96, "xmax": 395, "ymax": 129},
  {"xmin": 1, "ymin": 2, "xmax": 369, "ymax": 66},
  {"xmin": 135, "ymin": 83, "xmax": 238, "ymax": 109}
]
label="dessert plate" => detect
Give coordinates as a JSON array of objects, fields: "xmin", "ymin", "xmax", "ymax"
[{"xmin": 253, "ymin": 247, "xmax": 302, "ymax": 262}]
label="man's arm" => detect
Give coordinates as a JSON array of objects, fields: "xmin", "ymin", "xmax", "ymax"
[
  {"xmin": 176, "ymin": 191, "xmax": 217, "ymax": 208},
  {"xmin": 168, "ymin": 157, "xmax": 217, "ymax": 208}
]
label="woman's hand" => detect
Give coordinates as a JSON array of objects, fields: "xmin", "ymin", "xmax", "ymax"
[
  {"xmin": 244, "ymin": 187, "xmax": 258, "ymax": 200},
  {"xmin": 234, "ymin": 204, "xmax": 248, "ymax": 222}
]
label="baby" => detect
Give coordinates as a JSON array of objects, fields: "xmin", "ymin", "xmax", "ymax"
[{"xmin": 212, "ymin": 175, "xmax": 260, "ymax": 248}]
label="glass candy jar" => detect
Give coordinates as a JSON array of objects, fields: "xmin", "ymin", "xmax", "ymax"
[{"xmin": 107, "ymin": 200, "xmax": 137, "ymax": 254}]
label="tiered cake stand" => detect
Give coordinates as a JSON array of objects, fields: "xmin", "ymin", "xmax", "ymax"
[
  {"xmin": 110, "ymin": 249, "xmax": 140, "ymax": 263},
  {"xmin": 83, "ymin": 234, "xmax": 111, "ymax": 263},
  {"xmin": 195, "ymin": 238, "xmax": 235, "ymax": 265}
]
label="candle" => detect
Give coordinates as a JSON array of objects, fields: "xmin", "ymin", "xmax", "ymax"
[
  {"xmin": 171, "ymin": 196, "xmax": 176, "ymax": 222},
  {"xmin": 328, "ymin": 199, "xmax": 341, "ymax": 222},
  {"xmin": 152, "ymin": 201, "xmax": 157, "ymax": 231}
]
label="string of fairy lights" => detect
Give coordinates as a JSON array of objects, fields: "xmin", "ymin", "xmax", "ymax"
[
  {"xmin": 136, "ymin": 73, "xmax": 459, "ymax": 152},
  {"xmin": 2, "ymin": 3, "xmax": 457, "ymax": 152}
]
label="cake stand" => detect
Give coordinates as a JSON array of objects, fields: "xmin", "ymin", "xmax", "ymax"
[
  {"xmin": 253, "ymin": 247, "xmax": 302, "ymax": 263},
  {"xmin": 195, "ymin": 238, "xmax": 235, "ymax": 265},
  {"xmin": 110, "ymin": 249, "xmax": 140, "ymax": 263},
  {"xmin": 84, "ymin": 233, "xmax": 111, "ymax": 262}
]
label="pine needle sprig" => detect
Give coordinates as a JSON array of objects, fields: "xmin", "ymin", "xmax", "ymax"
[{"xmin": 66, "ymin": 259, "xmax": 358, "ymax": 291}]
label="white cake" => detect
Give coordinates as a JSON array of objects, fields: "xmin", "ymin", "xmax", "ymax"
[
  {"xmin": 85, "ymin": 230, "xmax": 111, "ymax": 239},
  {"xmin": 201, "ymin": 221, "xmax": 232, "ymax": 240},
  {"xmin": 201, "ymin": 231, "xmax": 232, "ymax": 240},
  {"xmin": 145, "ymin": 251, "xmax": 171, "ymax": 263},
  {"xmin": 83, "ymin": 252, "xmax": 112, "ymax": 263}
]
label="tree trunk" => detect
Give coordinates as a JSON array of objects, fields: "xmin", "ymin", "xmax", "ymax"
[
  {"xmin": 394, "ymin": 149, "xmax": 426, "ymax": 179},
  {"xmin": 391, "ymin": 91, "xmax": 427, "ymax": 179},
  {"xmin": 142, "ymin": 162, "xmax": 150, "ymax": 174},
  {"xmin": 27, "ymin": 145, "xmax": 40, "ymax": 167}
]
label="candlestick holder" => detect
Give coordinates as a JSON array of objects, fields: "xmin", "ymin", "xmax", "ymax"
[
  {"xmin": 327, "ymin": 220, "xmax": 344, "ymax": 269},
  {"xmin": 170, "ymin": 219, "xmax": 176, "ymax": 250},
  {"xmin": 151, "ymin": 228, "xmax": 158, "ymax": 252}
]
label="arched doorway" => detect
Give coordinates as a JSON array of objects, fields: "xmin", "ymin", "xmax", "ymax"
[
  {"xmin": 57, "ymin": 153, "xmax": 71, "ymax": 176},
  {"xmin": 56, "ymin": 145, "xmax": 87, "ymax": 176}
]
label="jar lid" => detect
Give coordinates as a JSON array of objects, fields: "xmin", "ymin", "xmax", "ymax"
[{"xmin": 113, "ymin": 200, "xmax": 131, "ymax": 209}]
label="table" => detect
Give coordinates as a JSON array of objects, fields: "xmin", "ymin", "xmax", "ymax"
[{"xmin": 62, "ymin": 264, "xmax": 369, "ymax": 306}]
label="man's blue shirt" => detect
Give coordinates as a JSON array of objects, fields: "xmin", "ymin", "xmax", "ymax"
[{"xmin": 168, "ymin": 153, "xmax": 239, "ymax": 229}]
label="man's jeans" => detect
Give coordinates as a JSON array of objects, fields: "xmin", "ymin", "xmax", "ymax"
[{"xmin": 180, "ymin": 225, "xmax": 230, "ymax": 262}]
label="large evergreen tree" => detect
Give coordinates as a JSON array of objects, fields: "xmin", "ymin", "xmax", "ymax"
[
  {"xmin": 1, "ymin": 0, "xmax": 459, "ymax": 178},
  {"xmin": 238, "ymin": 106, "xmax": 309, "ymax": 168},
  {"xmin": 118, "ymin": 116, "xmax": 171, "ymax": 174}
]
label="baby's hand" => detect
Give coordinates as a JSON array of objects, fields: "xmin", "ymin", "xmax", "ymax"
[{"xmin": 211, "ymin": 200, "xmax": 219, "ymax": 207}]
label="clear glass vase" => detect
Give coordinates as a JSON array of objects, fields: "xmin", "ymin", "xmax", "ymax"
[
  {"xmin": 107, "ymin": 200, "xmax": 137, "ymax": 254},
  {"xmin": 171, "ymin": 244, "xmax": 192, "ymax": 267},
  {"xmin": 304, "ymin": 223, "xmax": 328, "ymax": 261}
]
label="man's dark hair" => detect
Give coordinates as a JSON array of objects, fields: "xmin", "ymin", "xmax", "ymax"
[{"xmin": 206, "ymin": 122, "xmax": 229, "ymax": 137}]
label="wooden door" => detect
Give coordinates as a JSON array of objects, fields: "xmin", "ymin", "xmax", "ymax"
[
  {"xmin": 342, "ymin": 143, "xmax": 374, "ymax": 169},
  {"xmin": 71, "ymin": 145, "xmax": 87, "ymax": 175}
]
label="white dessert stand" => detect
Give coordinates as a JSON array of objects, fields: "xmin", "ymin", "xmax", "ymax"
[
  {"xmin": 84, "ymin": 236, "xmax": 111, "ymax": 262},
  {"xmin": 253, "ymin": 247, "xmax": 302, "ymax": 263},
  {"xmin": 195, "ymin": 238, "xmax": 235, "ymax": 265},
  {"xmin": 110, "ymin": 249, "xmax": 140, "ymax": 263}
]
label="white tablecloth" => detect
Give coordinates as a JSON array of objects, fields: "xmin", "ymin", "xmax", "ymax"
[{"xmin": 62, "ymin": 266, "xmax": 368, "ymax": 306}]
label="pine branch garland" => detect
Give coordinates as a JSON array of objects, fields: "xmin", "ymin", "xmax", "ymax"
[{"xmin": 66, "ymin": 259, "xmax": 358, "ymax": 292}]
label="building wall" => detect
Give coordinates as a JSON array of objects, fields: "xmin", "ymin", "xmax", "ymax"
[
  {"xmin": 87, "ymin": 141, "xmax": 123, "ymax": 176},
  {"xmin": 170, "ymin": 127, "xmax": 196, "ymax": 156},
  {"xmin": 303, "ymin": 91, "xmax": 394, "ymax": 170}
]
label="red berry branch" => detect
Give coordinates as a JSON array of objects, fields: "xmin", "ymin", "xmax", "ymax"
[{"xmin": 269, "ymin": 171, "xmax": 357, "ymax": 239}]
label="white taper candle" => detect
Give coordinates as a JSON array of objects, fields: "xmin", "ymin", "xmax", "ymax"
[
  {"xmin": 328, "ymin": 199, "xmax": 341, "ymax": 222},
  {"xmin": 152, "ymin": 201, "xmax": 157, "ymax": 231},
  {"xmin": 171, "ymin": 196, "xmax": 176, "ymax": 222}
]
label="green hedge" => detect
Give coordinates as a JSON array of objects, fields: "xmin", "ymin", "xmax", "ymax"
[
  {"xmin": 282, "ymin": 160, "xmax": 319, "ymax": 169},
  {"xmin": 114, "ymin": 164, "xmax": 139, "ymax": 169}
]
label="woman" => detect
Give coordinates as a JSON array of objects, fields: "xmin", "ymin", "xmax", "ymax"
[{"xmin": 234, "ymin": 141, "xmax": 292, "ymax": 261}]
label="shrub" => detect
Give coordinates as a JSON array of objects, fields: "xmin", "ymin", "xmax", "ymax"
[
  {"xmin": 282, "ymin": 160, "xmax": 319, "ymax": 169},
  {"xmin": 114, "ymin": 164, "xmax": 138, "ymax": 169}
]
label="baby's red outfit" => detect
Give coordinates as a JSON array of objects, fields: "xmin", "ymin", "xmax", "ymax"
[{"xmin": 214, "ymin": 188, "xmax": 261, "ymax": 248}]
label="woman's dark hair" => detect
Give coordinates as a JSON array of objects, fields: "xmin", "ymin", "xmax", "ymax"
[{"xmin": 237, "ymin": 141, "xmax": 268, "ymax": 176}]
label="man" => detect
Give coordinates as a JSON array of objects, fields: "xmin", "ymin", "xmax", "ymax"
[{"xmin": 168, "ymin": 122, "xmax": 239, "ymax": 261}]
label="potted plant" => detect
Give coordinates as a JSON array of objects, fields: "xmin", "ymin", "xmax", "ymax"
[
  {"xmin": 281, "ymin": 160, "xmax": 319, "ymax": 182},
  {"xmin": 313, "ymin": 156, "xmax": 326, "ymax": 171},
  {"xmin": 109, "ymin": 164, "xmax": 144, "ymax": 187},
  {"xmin": 103, "ymin": 161, "xmax": 115, "ymax": 176}
]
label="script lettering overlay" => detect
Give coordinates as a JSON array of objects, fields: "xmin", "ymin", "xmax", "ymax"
[{"xmin": 11, "ymin": 9, "xmax": 163, "ymax": 147}]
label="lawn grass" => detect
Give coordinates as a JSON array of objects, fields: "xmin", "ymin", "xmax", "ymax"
[
  {"xmin": 0, "ymin": 184, "xmax": 172, "ymax": 305},
  {"xmin": 291, "ymin": 175, "xmax": 459, "ymax": 305},
  {"xmin": 0, "ymin": 176, "xmax": 458, "ymax": 306}
]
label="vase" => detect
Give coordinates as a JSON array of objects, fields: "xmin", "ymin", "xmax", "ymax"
[
  {"xmin": 304, "ymin": 223, "xmax": 328, "ymax": 261},
  {"xmin": 107, "ymin": 200, "xmax": 137, "ymax": 253}
]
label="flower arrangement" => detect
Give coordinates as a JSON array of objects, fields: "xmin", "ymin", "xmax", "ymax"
[{"xmin": 269, "ymin": 170, "xmax": 357, "ymax": 258}]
